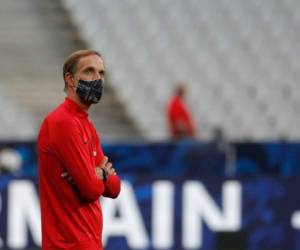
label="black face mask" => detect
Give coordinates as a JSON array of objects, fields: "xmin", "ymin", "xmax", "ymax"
[{"xmin": 76, "ymin": 79, "xmax": 104, "ymax": 104}]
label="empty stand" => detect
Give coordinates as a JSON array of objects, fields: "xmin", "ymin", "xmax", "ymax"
[
  {"xmin": 0, "ymin": 0, "xmax": 142, "ymax": 141},
  {"xmin": 62, "ymin": 0, "xmax": 300, "ymax": 141}
]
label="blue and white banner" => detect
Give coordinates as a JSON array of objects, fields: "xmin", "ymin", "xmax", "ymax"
[
  {"xmin": 1, "ymin": 175, "xmax": 300, "ymax": 249},
  {"xmin": 1, "ymin": 141, "xmax": 300, "ymax": 249}
]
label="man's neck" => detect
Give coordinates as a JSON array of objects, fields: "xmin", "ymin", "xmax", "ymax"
[{"xmin": 68, "ymin": 94, "xmax": 91, "ymax": 112}]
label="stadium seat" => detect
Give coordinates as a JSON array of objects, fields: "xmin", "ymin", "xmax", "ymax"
[{"xmin": 62, "ymin": 0, "xmax": 300, "ymax": 140}]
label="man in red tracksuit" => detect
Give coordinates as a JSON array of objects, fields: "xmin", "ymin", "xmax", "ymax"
[
  {"xmin": 167, "ymin": 84, "xmax": 196, "ymax": 139},
  {"xmin": 38, "ymin": 50, "xmax": 121, "ymax": 250}
]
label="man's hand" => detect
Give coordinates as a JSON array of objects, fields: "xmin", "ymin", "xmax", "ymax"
[
  {"xmin": 103, "ymin": 163, "xmax": 117, "ymax": 175},
  {"xmin": 95, "ymin": 156, "xmax": 117, "ymax": 180},
  {"xmin": 61, "ymin": 172, "xmax": 76, "ymax": 185}
]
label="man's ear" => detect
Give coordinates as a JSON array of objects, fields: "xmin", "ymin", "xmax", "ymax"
[{"xmin": 65, "ymin": 72, "xmax": 76, "ymax": 89}]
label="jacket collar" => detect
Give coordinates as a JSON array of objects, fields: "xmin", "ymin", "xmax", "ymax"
[{"xmin": 64, "ymin": 98, "xmax": 88, "ymax": 118}]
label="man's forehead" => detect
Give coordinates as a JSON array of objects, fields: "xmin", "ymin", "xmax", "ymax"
[{"xmin": 77, "ymin": 54, "xmax": 104, "ymax": 69}]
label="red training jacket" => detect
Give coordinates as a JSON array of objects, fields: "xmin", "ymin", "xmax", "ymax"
[
  {"xmin": 38, "ymin": 98, "xmax": 121, "ymax": 250},
  {"xmin": 167, "ymin": 95, "xmax": 196, "ymax": 138}
]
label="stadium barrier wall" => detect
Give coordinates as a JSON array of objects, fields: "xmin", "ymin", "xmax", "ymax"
[{"xmin": 0, "ymin": 141, "xmax": 300, "ymax": 250}]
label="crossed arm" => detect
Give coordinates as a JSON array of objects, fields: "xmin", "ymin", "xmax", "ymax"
[
  {"xmin": 61, "ymin": 155, "xmax": 121, "ymax": 198},
  {"xmin": 53, "ymin": 118, "xmax": 121, "ymax": 201}
]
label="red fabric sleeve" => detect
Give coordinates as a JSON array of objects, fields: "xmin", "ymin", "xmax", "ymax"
[
  {"xmin": 52, "ymin": 118, "xmax": 105, "ymax": 202},
  {"xmin": 103, "ymin": 175, "xmax": 121, "ymax": 198},
  {"xmin": 94, "ymin": 133, "xmax": 121, "ymax": 199}
]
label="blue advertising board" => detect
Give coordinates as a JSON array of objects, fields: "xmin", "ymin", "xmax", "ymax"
[
  {"xmin": 1, "ymin": 175, "xmax": 300, "ymax": 249},
  {"xmin": 0, "ymin": 141, "xmax": 300, "ymax": 249}
]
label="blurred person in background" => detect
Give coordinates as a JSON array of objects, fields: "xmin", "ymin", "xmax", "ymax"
[
  {"xmin": 38, "ymin": 50, "xmax": 121, "ymax": 250},
  {"xmin": 167, "ymin": 83, "xmax": 196, "ymax": 140},
  {"xmin": 0, "ymin": 148, "xmax": 22, "ymax": 174}
]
